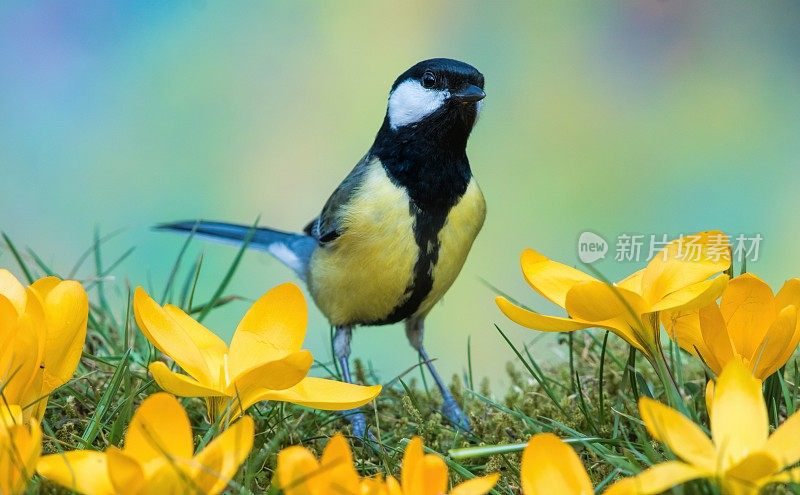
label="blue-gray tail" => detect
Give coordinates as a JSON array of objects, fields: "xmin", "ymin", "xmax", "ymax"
[{"xmin": 155, "ymin": 221, "xmax": 317, "ymax": 281}]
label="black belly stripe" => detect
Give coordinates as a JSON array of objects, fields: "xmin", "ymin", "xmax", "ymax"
[
  {"xmin": 368, "ymin": 115, "xmax": 474, "ymax": 324},
  {"xmin": 374, "ymin": 202, "xmax": 449, "ymax": 325}
]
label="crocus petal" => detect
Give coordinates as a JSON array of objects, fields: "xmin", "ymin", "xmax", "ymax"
[
  {"xmin": 638, "ymin": 398, "xmax": 716, "ymax": 470},
  {"xmin": 106, "ymin": 447, "xmax": 146, "ymax": 495},
  {"xmin": 137, "ymin": 462, "xmax": 186, "ymax": 494},
  {"xmin": 276, "ymin": 445, "xmax": 323, "ymax": 495},
  {"xmin": 4, "ymin": 290, "xmax": 45, "ymax": 413},
  {"xmin": 616, "ymin": 269, "xmax": 644, "ymax": 293},
  {"xmin": 498, "ymin": 294, "xmax": 649, "ymax": 354},
  {"xmin": 705, "ymin": 380, "xmax": 715, "ymax": 418},
  {"xmin": 133, "ymin": 287, "xmax": 222, "ymax": 386},
  {"xmin": 408, "ymin": 455, "xmax": 448, "ymax": 495},
  {"xmin": 603, "ymin": 461, "xmax": 709, "ymax": 495},
  {"xmin": 124, "ymin": 392, "xmax": 193, "ymax": 465},
  {"xmin": 401, "ymin": 437, "xmax": 424, "ymax": 491},
  {"xmin": 0, "ymin": 295, "xmax": 19, "ymax": 379},
  {"xmin": 723, "ymin": 451, "xmax": 779, "ymax": 489},
  {"xmin": 228, "ymin": 283, "xmax": 308, "ymax": 379},
  {"xmin": 229, "ymin": 350, "xmax": 313, "ymax": 394},
  {"xmin": 29, "ymin": 279, "xmax": 88, "ymax": 419},
  {"xmin": 37, "ymin": 451, "xmax": 116, "ymax": 495},
  {"xmin": 649, "ymin": 276, "xmax": 728, "ymax": 313},
  {"xmin": 520, "ymin": 433, "xmax": 592, "ymax": 495},
  {"xmin": 640, "ymin": 231, "xmax": 731, "ymax": 305},
  {"xmin": 775, "ymin": 278, "xmax": 800, "ymax": 311},
  {"xmin": 0, "ymin": 293, "xmax": 17, "ymax": 327},
  {"xmin": 0, "ymin": 269, "xmax": 26, "ymax": 314},
  {"xmin": 385, "ymin": 476, "xmax": 403, "ymax": 495},
  {"xmin": 27, "ymin": 277, "xmax": 60, "ymax": 294},
  {"xmin": 661, "ymin": 309, "xmax": 709, "ymax": 357},
  {"xmin": 720, "ymin": 273, "xmax": 776, "ymax": 361},
  {"xmin": 564, "ymin": 281, "xmax": 651, "ymax": 351},
  {"xmin": 237, "ymin": 376, "xmax": 381, "ymax": 412},
  {"xmin": 752, "ymin": 305, "xmax": 798, "ymax": 379},
  {"xmin": 35, "ymin": 280, "xmax": 88, "ymax": 388},
  {"xmin": 0, "ymin": 419, "xmax": 41, "ymax": 495},
  {"xmin": 565, "ymin": 282, "xmax": 647, "ymax": 323},
  {"xmin": 766, "ymin": 467, "xmax": 800, "ymax": 485},
  {"xmin": 763, "ymin": 408, "xmax": 800, "ymax": 468},
  {"xmin": 360, "ymin": 477, "xmax": 390, "ymax": 495},
  {"xmin": 450, "ymin": 474, "xmax": 500, "ymax": 495},
  {"xmin": 496, "ymin": 297, "xmax": 595, "ymax": 332},
  {"xmin": 699, "ymin": 304, "xmax": 734, "ymax": 375},
  {"xmin": 162, "ymin": 304, "xmax": 228, "ymax": 381},
  {"xmin": 149, "ymin": 361, "xmax": 223, "ymax": 397},
  {"xmin": 519, "ymin": 249, "xmax": 598, "ymax": 308},
  {"xmin": 711, "ymin": 359, "xmax": 768, "ymax": 469},
  {"xmin": 191, "ymin": 416, "xmax": 254, "ymax": 495},
  {"xmin": 764, "ymin": 306, "xmax": 800, "ymax": 379},
  {"xmin": 318, "ymin": 433, "xmax": 360, "ymax": 495},
  {"xmin": 0, "ymin": 404, "xmax": 23, "ymax": 426}
]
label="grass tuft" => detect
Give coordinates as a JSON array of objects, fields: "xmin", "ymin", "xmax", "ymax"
[{"xmin": 7, "ymin": 234, "xmax": 800, "ymax": 494}]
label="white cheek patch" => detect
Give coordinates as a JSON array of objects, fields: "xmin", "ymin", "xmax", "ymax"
[{"xmin": 387, "ymin": 79, "xmax": 449, "ymax": 129}]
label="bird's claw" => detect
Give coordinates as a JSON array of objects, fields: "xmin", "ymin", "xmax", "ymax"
[
  {"xmin": 442, "ymin": 397, "xmax": 472, "ymax": 433},
  {"xmin": 341, "ymin": 409, "xmax": 376, "ymax": 443}
]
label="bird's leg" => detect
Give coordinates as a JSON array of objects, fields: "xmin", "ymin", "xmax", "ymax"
[
  {"xmin": 333, "ymin": 325, "xmax": 370, "ymax": 438},
  {"xmin": 405, "ymin": 318, "xmax": 472, "ymax": 432},
  {"xmin": 334, "ymin": 325, "xmax": 354, "ymax": 382}
]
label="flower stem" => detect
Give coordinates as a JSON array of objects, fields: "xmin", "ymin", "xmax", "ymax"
[{"xmin": 646, "ymin": 313, "xmax": 688, "ymax": 414}]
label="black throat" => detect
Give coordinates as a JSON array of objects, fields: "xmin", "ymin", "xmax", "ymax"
[{"xmin": 367, "ymin": 111, "xmax": 475, "ymax": 324}]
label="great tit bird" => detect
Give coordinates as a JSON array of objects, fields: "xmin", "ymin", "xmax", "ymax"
[{"xmin": 158, "ymin": 58, "xmax": 486, "ymax": 436}]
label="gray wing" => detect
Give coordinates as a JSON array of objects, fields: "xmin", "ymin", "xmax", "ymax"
[{"xmin": 303, "ymin": 154, "xmax": 372, "ymax": 245}]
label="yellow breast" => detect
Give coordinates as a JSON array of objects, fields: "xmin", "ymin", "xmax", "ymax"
[
  {"xmin": 307, "ymin": 160, "xmax": 419, "ymax": 326},
  {"xmin": 415, "ymin": 179, "xmax": 486, "ymax": 317},
  {"xmin": 307, "ymin": 159, "xmax": 486, "ymax": 327}
]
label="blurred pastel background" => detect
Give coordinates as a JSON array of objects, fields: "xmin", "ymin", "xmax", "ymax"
[{"xmin": 2, "ymin": 1, "xmax": 800, "ymax": 388}]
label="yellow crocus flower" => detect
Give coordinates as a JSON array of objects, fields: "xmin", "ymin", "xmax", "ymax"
[
  {"xmin": 0, "ymin": 404, "xmax": 41, "ymax": 494},
  {"xmin": 276, "ymin": 434, "xmax": 498, "ymax": 495},
  {"xmin": 37, "ymin": 392, "xmax": 253, "ymax": 495},
  {"xmin": 605, "ymin": 359, "xmax": 800, "ymax": 495},
  {"xmin": 276, "ymin": 433, "xmax": 362, "ymax": 495},
  {"xmin": 0, "ymin": 270, "xmax": 88, "ymax": 421},
  {"xmin": 520, "ymin": 433, "xmax": 592, "ymax": 494},
  {"xmin": 133, "ymin": 283, "xmax": 381, "ymax": 421},
  {"xmin": 496, "ymin": 231, "xmax": 730, "ymax": 358},
  {"xmin": 387, "ymin": 437, "xmax": 498, "ymax": 495},
  {"xmin": 663, "ymin": 272, "xmax": 800, "ymax": 379}
]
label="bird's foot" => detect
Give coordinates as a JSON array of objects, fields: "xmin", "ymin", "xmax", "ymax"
[
  {"xmin": 441, "ymin": 397, "xmax": 472, "ymax": 433},
  {"xmin": 340, "ymin": 409, "xmax": 376, "ymax": 442}
]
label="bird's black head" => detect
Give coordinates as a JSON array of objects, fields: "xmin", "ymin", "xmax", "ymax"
[
  {"xmin": 371, "ymin": 59, "xmax": 484, "ymax": 208},
  {"xmin": 378, "ymin": 58, "xmax": 485, "ymax": 149}
]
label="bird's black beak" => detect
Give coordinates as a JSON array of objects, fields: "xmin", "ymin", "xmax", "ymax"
[{"xmin": 451, "ymin": 84, "xmax": 486, "ymax": 103}]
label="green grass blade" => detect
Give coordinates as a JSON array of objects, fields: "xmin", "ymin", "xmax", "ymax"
[
  {"xmin": 2, "ymin": 232, "xmax": 34, "ymax": 283},
  {"xmin": 494, "ymin": 324, "xmax": 568, "ymax": 417},
  {"xmin": 182, "ymin": 253, "xmax": 204, "ymax": 311},
  {"xmin": 197, "ymin": 217, "xmax": 260, "ymax": 322},
  {"xmin": 161, "ymin": 223, "xmax": 198, "ymax": 304},
  {"xmin": 80, "ymin": 349, "xmax": 131, "ymax": 447},
  {"xmin": 26, "ymin": 247, "xmax": 56, "ymax": 277},
  {"xmin": 467, "ymin": 335, "xmax": 474, "ymax": 390},
  {"xmin": 598, "ymin": 330, "xmax": 610, "ymax": 425},
  {"xmin": 68, "ymin": 227, "xmax": 125, "ymax": 278}
]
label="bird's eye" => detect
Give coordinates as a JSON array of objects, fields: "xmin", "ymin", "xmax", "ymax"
[{"xmin": 421, "ymin": 71, "xmax": 436, "ymax": 89}]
